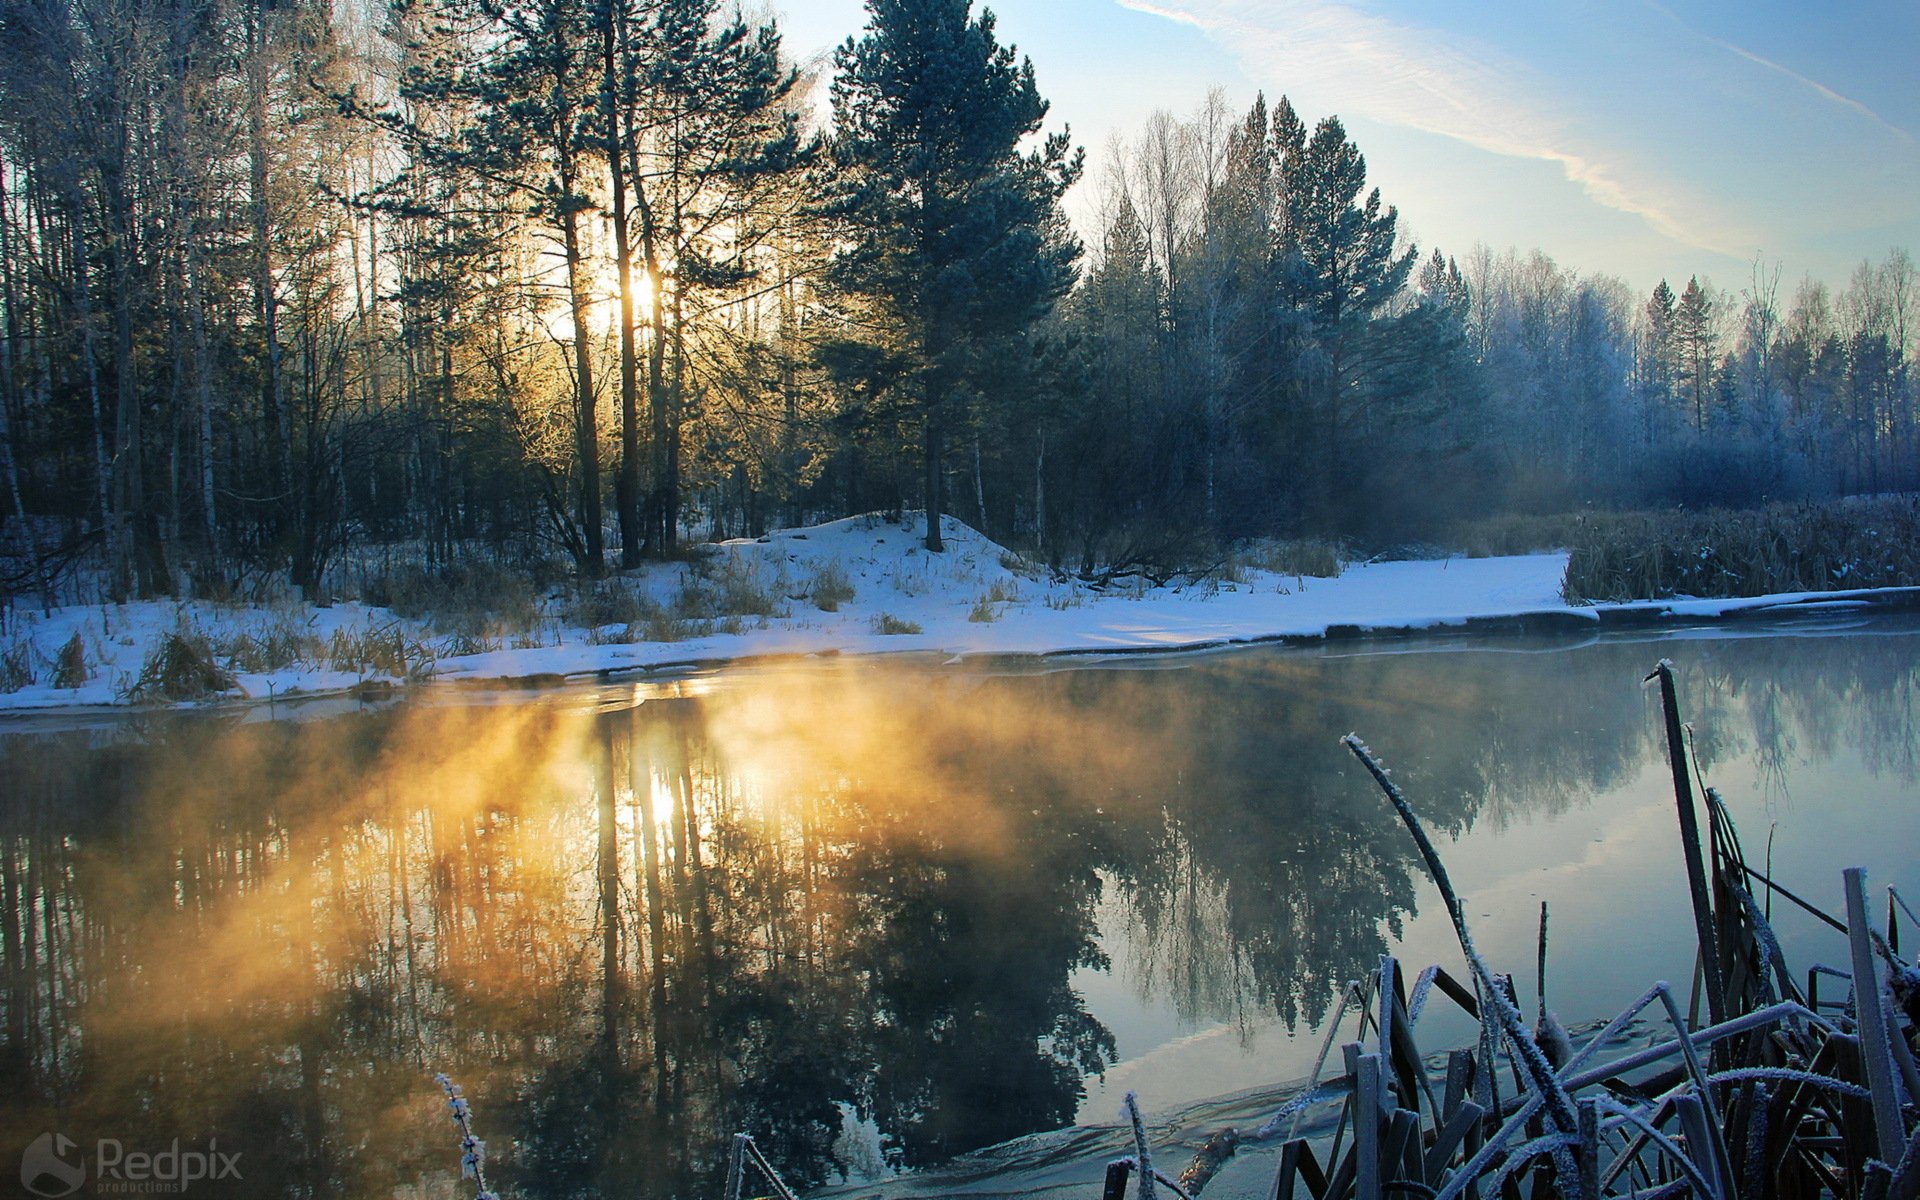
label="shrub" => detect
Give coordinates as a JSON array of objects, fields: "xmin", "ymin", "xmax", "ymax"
[
  {"xmin": 967, "ymin": 596, "xmax": 999, "ymax": 623},
  {"xmin": 869, "ymin": 613, "xmax": 922, "ymax": 635}
]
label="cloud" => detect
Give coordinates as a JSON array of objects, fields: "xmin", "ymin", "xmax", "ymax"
[
  {"xmin": 1110, "ymin": 0, "xmax": 1917, "ymax": 267},
  {"xmin": 1113, "ymin": 0, "xmax": 1207, "ymax": 30},
  {"xmin": 1641, "ymin": 0, "xmax": 1916, "ymax": 147}
]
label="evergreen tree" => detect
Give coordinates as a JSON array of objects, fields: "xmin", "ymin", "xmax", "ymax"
[
  {"xmin": 1675, "ymin": 276, "xmax": 1716, "ymax": 432},
  {"xmin": 1055, "ymin": 196, "xmax": 1167, "ymax": 566},
  {"xmin": 1643, "ymin": 279, "xmax": 1676, "ymax": 405},
  {"xmin": 1272, "ymin": 108, "xmax": 1415, "ymax": 527},
  {"xmin": 824, "ymin": 0, "xmax": 1080, "ymax": 552}
]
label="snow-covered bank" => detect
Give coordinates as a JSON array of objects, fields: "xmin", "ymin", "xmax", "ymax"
[{"xmin": 3, "ymin": 513, "xmax": 1917, "ymax": 714}]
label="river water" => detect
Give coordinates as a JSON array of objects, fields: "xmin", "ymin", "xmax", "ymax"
[{"xmin": 2, "ymin": 616, "xmax": 1917, "ymax": 1199}]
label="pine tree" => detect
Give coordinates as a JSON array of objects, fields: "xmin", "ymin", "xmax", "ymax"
[
  {"xmin": 1675, "ymin": 276, "xmax": 1715, "ymax": 432},
  {"xmin": 1642, "ymin": 279, "xmax": 1677, "ymax": 423},
  {"xmin": 824, "ymin": 0, "xmax": 1080, "ymax": 552},
  {"xmin": 1271, "ymin": 107, "xmax": 1415, "ymax": 526}
]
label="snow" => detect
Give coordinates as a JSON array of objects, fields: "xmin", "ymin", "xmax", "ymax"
[{"xmin": 2, "ymin": 512, "xmax": 1912, "ymax": 714}]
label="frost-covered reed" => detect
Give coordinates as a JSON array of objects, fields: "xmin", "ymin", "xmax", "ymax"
[{"xmin": 1114, "ymin": 661, "xmax": 1918, "ymax": 1200}]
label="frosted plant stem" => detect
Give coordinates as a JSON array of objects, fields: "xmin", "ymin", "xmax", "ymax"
[
  {"xmin": 1844, "ymin": 867, "xmax": 1908, "ymax": 1165},
  {"xmin": 432, "ymin": 1073, "xmax": 498, "ymax": 1200},
  {"xmin": 1342, "ymin": 737, "xmax": 1582, "ymax": 1141},
  {"xmin": 1125, "ymin": 1092, "xmax": 1157, "ymax": 1200}
]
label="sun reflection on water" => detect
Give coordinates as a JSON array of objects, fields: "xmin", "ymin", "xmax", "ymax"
[{"xmin": 2, "ymin": 630, "xmax": 1918, "ymax": 1199}]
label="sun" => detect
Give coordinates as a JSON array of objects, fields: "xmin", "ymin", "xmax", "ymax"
[{"xmin": 539, "ymin": 251, "xmax": 658, "ymax": 342}]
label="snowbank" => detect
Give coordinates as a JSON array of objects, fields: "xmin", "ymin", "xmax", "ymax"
[{"xmin": 2, "ymin": 513, "xmax": 1914, "ymax": 714}]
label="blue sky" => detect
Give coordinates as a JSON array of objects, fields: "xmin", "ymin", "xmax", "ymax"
[{"xmin": 772, "ymin": 0, "xmax": 1920, "ymax": 295}]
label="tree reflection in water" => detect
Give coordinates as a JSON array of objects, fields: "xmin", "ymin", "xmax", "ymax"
[{"xmin": 0, "ymin": 624, "xmax": 1915, "ymax": 1198}]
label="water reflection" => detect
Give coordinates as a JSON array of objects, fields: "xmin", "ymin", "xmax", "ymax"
[{"xmin": 1, "ymin": 621, "xmax": 1916, "ymax": 1198}]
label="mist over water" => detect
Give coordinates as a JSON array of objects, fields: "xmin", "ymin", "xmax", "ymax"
[{"xmin": 1, "ymin": 619, "xmax": 1917, "ymax": 1198}]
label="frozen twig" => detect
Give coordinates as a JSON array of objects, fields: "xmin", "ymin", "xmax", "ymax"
[
  {"xmin": 432, "ymin": 1073, "xmax": 498, "ymax": 1200},
  {"xmin": 1125, "ymin": 1092, "xmax": 1158, "ymax": 1200}
]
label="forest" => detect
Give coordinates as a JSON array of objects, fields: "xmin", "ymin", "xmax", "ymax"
[{"xmin": 0, "ymin": 0, "xmax": 1915, "ymax": 604}]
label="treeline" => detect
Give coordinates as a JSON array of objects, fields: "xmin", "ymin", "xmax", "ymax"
[
  {"xmin": 1069, "ymin": 93, "xmax": 1919, "ymax": 555},
  {"xmin": 0, "ymin": 0, "xmax": 1914, "ymax": 604}
]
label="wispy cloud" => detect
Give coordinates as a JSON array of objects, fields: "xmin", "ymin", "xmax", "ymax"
[
  {"xmin": 1640, "ymin": 0, "xmax": 1916, "ymax": 147},
  {"xmin": 1113, "ymin": 0, "xmax": 1206, "ymax": 31},
  {"xmin": 1109, "ymin": 0, "xmax": 1914, "ymax": 266}
]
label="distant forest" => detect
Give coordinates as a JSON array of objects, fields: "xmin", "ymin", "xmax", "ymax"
[{"xmin": 0, "ymin": 0, "xmax": 1914, "ymax": 601}]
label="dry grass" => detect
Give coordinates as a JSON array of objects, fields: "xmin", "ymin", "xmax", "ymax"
[
  {"xmin": 326, "ymin": 626, "xmax": 432, "ymax": 678},
  {"xmin": 1563, "ymin": 498, "xmax": 1920, "ymax": 602},
  {"xmin": 1239, "ymin": 537, "xmax": 1345, "ymax": 578},
  {"xmin": 0, "ymin": 638, "xmax": 33, "ymax": 692},
  {"xmin": 561, "ymin": 578, "xmax": 646, "ymax": 629},
  {"xmin": 130, "ymin": 627, "xmax": 234, "ymax": 701},
  {"xmin": 675, "ymin": 557, "xmax": 787, "ymax": 621},
  {"xmin": 869, "ymin": 613, "xmax": 921, "ymax": 635},
  {"xmin": 362, "ymin": 560, "xmax": 541, "ymax": 640},
  {"xmin": 219, "ymin": 616, "xmax": 322, "ymax": 674},
  {"xmin": 51, "ymin": 631, "xmax": 89, "ymax": 688},
  {"xmin": 806, "ymin": 562, "xmax": 857, "ymax": 612},
  {"xmin": 1450, "ymin": 512, "xmax": 1595, "ymax": 558}
]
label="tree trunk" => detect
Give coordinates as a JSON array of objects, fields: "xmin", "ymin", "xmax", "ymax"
[
  {"xmin": 923, "ymin": 411, "xmax": 944, "ymax": 552},
  {"xmin": 1033, "ymin": 430, "xmax": 1046, "ymax": 554},
  {"xmin": 0, "ymin": 166, "xmax": 50, "ymax": 608},
  {"xmin": 248, "ymin": 6, "xmax": 291, "ymax": 502},
  {"xmin": 68, "ymin": 188, "xmax": 120, "ymax": 591},
  {"xmin": 633, "ymin": 150, "xmax": 671, "ymax": 557},
  {"xmin": 601, "ymin": 0, "xmax": 642, "ymax": 568},
  {"xmin": 185, "ymin": 199, "xmax": 216, "ymax": 556},
  {"xmin": 561, "ymin": 197, "xmax": 605, "ymax": 574}
]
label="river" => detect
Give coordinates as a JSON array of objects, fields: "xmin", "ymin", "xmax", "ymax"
[{"xmin": 2, "ymin": 615, "xmax": 1917, "ymax": 1199}]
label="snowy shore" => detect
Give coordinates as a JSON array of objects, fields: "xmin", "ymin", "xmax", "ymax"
[{"xmin": 3, "ymin": 512, "xmax": 1916, "ymax": 714}]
